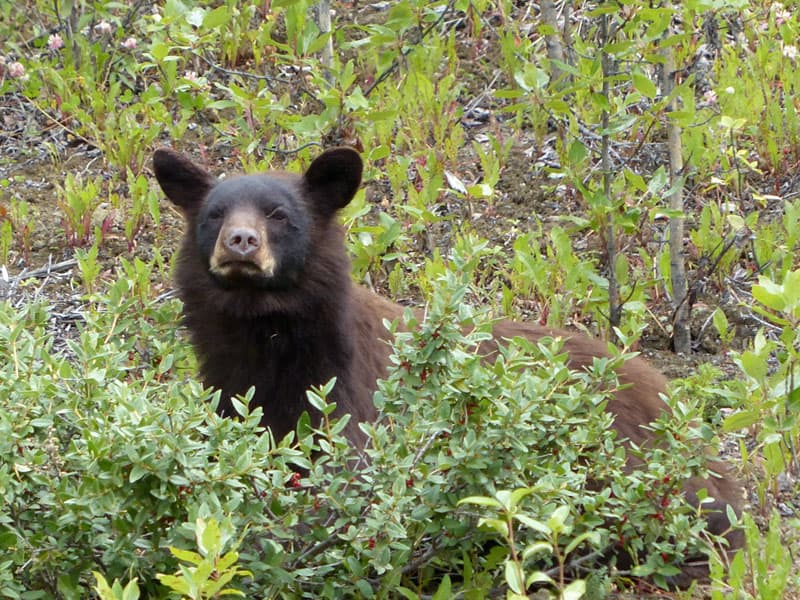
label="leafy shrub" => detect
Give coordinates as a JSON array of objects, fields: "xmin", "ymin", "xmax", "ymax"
[{"xmin": 0, "ymin": 268, "xmax": 730, "ymax": 598}]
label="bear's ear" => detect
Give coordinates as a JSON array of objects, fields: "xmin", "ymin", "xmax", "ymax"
[
  {"xmin": 303, "ymin": 147, "xmax": 363, "ymax": 218},
  {"xmin": 152, "ymin": 148, "xmax": 216, "ymax": 213}
]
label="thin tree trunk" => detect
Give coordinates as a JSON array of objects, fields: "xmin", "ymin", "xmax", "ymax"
[
  {"xmin": 662, "ymin": 48, "xmax": 691, "ymax": 353},
  {"xmin": 316, "ymin": 1, "xmax": 334, "ymax": 84},
  {"xmin": 541, "ymin": 0, "xmax": 565, "ymax": 87},
  {"xmin": 600, "ymin": 11, "xmax": 621, "ymax": 333}
]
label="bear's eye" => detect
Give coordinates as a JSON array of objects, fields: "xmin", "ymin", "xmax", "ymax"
[
  {"xmin": 207, "ymin": 207, "xmax": 225, "ymax": 220},
  {"xmin": 268, "ymin": 208, "xmax": 288, "ymax": 222}
]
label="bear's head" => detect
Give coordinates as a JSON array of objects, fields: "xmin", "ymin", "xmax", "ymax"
[{"xmin": 153, "ymin": 147, "xmax": 362, "ymax": 299}]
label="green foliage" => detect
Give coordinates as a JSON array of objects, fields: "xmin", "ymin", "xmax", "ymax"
[
  {"xmin": 459, "ymin": 491, "xmax": 594, "ymax": 599},
  {"xmin": 0, "ymin": 266, "xmax": 732, "ymax": 597},
  {"xmin": 157, "ymin": 518, "xmax": 252, "ymax": 599},
  {"xmin": 94, "ymin": 573, "xmax": 140, "ymax": 600},
  {"xmin": 0, "ymin": 216, "xmax": 11, "ymax": 265},
  {"xmin": 56, "ymin": 173, "xmax": 105, "ymax": 248},
  {"xmin": 723, "ymin": 269, "xmax": 800, "ymax": 498},
  {"xmin": 710, "ymin": 511, "xmax": 798, "ymax": 600}
]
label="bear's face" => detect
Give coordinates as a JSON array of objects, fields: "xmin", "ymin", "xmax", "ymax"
[
  {"xmin": 153, "ymin": 147, "xmax": 363, "ymax": 295},
  {"xmin": 197, "ymin": 176, "xmax": 311, "ymax": 290}
]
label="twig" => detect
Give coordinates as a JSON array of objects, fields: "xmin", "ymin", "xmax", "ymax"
[
  {"xmin": 400, "ymin": 535, "xmax": 445, "ymax": 575},
  {"xmin": 262, "ymin": 140, "xmax": 323, "ymax": 156},
  {"xmin": 411, "ymin": 430, "xmax": 442, "ymax": 468},
  {"xmin": 12, "ymin": 258, "xmax": 77, "ymax": 282},
  {"xmin": 462, "ymin": 69, "xmax": 502, "ymax": 118},
  {"xmin": 191, "ymin": 51, "xmax": 278, "ymax": 84},
  {"xmin": 290, "ymin": 529, "xmax": 343, "ymax": 568}
]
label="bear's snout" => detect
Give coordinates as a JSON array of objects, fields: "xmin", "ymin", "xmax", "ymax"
[
  {"xmin": 224, "ymin": 226, "xmax": 261, "ymax": 257},
  {"xmin": 209, "ymin": 206, "xmax": 275, "ymax": 281}
]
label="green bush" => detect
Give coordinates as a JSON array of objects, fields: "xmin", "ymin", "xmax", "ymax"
[{"xmin": 0, "ymin": 269, "xmax": 729, "ymax": 598}]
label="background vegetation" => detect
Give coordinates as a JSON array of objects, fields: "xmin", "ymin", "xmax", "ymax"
[{"xmin": 1, "ymin": 0, "xmax": 799, "ymax": 598}]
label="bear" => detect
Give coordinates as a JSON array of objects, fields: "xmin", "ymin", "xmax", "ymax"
[{"xmin": 152, "ymin": 146, "xmax": 744, "ymax": 579}]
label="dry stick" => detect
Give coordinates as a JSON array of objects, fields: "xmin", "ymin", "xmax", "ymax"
[
  {"xmin": 11, "ymin": 258, "xmax": 77, "ymax": 282},
  {"xmin": 190, "ymin": 51, "xmax": 277, "ymax": 84},
  {"xmin": 661, "ymin": 46, "xmax": 691, "ymax": 353},
  {"xmin": 23, "ymin": 96, "xmax": 94, "ymax": 148}
]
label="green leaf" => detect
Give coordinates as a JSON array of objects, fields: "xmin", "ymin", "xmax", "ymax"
[
  {"xmin": 93, "ymin": 573, "xmax": 113, "ymax": 598},
  {"xmin": 515, "ymin": 514, "xmax": 551, "ymax": 536},
  {"xmin": 121, "ymin": 579, "xmax": 140, "ymax": 600},
  {"xmin": 149, "ymin": 43, "xmax": 171, "ymax": 62},
  {"xmin": 169, "ymin": 547, "xmax": 203, "ymax": 565},
  {"xmin": 394, "ymin": 588, "xmax": 420, "ymax": 600},
  {"xmin": 711, "ymin": 308, "xmax": 729, "ymax": 337},
  {"xmin": 477, "ymin": 517, "xmax": 508, "ymax": 536},
  {"xmin": 526, "ymin": 570, "xmax": 555, "ymax": 587},
  {"xmin": 198, "ymin": 518, "xmax": 222, "ymax": 558},
  {"xmin": 505, "ymin": 560, "xmax": 526, "ymax": 594},
  {"xmin": 568, "ymin": 140, "xmax": 588, "ymax": 165},
  {"xmin": 725, "ymin": 214, "xmax": 745, "ymax": 232},
  {"xmin": 632, "ymin": 71, "xmax": 657, "ymax": 99},
  {"xmin": 128, "ymin": 464, "xmax": 147, "ymax": 483},
  {"xmin": 514, "ymin": 63, "xmax": 549, "ymax": 92},
  {"xmin": 431, "ymin": 575, "xmax": 451, "ymax": 600},
  {"xmin": 521, "ymin": 541, "xmax": 554, "ymax": 560},
  {"xmin": 156, "ymin": 573, "xmax": 189, "ymax": 594},
  {"xmin": 722, "ymin": 409, "xmax": 760, "ymax": 432},
  {"xmin": 562, "ymin": 579, "xmax": 586, "ymax": 600},
  {"xmin": 458, "ymin": 495, "xmax": 502, "ymax": 509},
  {"xmin": 216, "ymin": 550, "xmax": 239, "ymax": 572},
  {"xmin": 564, "ymin": 531, "xmax": 599, "ymax": 556},
  {"xmin": 203, "ymin": 6, "xmax": 230, "ymax": 29},
  {"xmin": 509, "ymin": 487, "xmax": 536, "ymax": 508},
  {"xmin": 355, "ymin": 579, "xmax": 374, "ymax": 598},
  {"xmin": 646, "ymin": 167, "xmax": 668, "ymax": 196},
  {"xmin": 495, "ymin": 489, "xmax": 513, "ymax": 511},
  {"xmin": 546, "ymin": 505, "xmax": 571, "ymax": 533},
  {"xmin": 737, "ymin": 349, "xmax": 769, "ymax": 382}
]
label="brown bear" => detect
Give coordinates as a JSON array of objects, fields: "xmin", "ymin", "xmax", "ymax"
[{"xmin": 152, "ymin": 146, "xmax": 743, "ymax": 575}]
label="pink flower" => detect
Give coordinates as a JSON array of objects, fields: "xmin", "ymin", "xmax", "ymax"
[
  {"xmin": 8, "ymin": 62, "xmax": 25, "ymax": 78},
  {"xmin": 121, "ymin": 37, "xmax": 137, "ymax": 50},
  {"xmin": 48, "ymin": 33, "xmax": 64, "ymax": 51},
  {"xmin": 94, "ymin": 20, "xmax": 112, "ymax": 35},
  {"xmin": 703, "ymin": 89, "xmax": 717, "ymax": 104},
  {"xmin": 775, "ymin": 9, "xmax": 791, "ymax": 25}
]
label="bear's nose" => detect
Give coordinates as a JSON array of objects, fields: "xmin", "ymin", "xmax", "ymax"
[{"xmin": 224, "ymin": 227, "xmax": 261, "ymax": 256}]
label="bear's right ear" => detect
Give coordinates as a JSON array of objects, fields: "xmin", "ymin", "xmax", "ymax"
[
  {"xmin": 152, "ymin": 149, "xmax": 216, "ymax": 212},
  {"xmin": 303, "ymin": 147, "xmax": 363, "ymax": 218}
]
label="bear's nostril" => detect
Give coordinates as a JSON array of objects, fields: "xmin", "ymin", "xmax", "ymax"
[{"xmin": 225, "ymin": 228, "xmax": 260, "ymax": 255}]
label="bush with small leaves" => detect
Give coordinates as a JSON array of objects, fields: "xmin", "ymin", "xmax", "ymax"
[{"xmin": 0, "ymin": 267, "xmax": 732, "ymax": 597}]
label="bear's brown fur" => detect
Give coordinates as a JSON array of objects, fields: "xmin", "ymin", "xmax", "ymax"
[{"xmin": 153, "ymin": 146, "xmax": 744, "ymax": 577}]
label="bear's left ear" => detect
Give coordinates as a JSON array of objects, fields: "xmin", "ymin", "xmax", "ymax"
[{"xmin": 303, "ymin": 147, "xmax": 363, "ymax": 218}]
